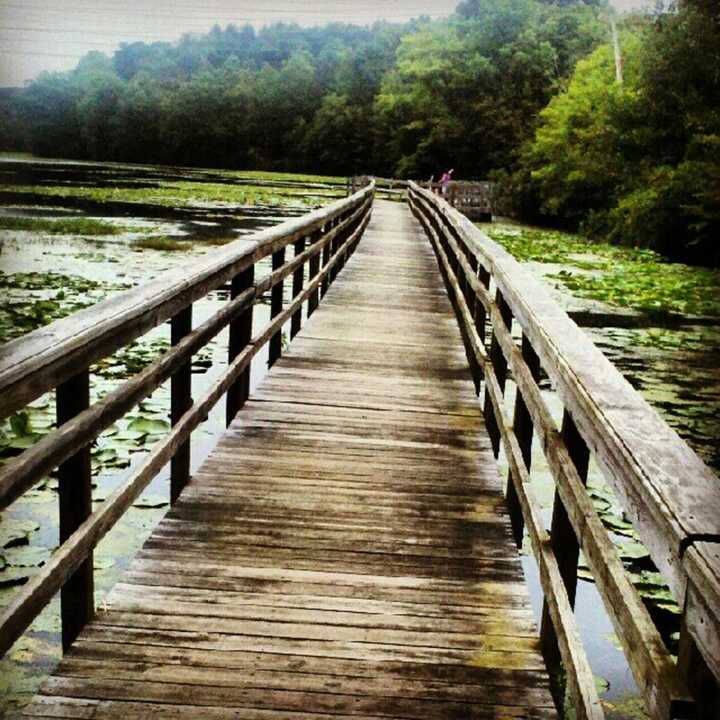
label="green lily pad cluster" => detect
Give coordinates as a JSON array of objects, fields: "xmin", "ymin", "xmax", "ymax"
[
  {"xmin": 0, "ymin": 270, "xmax": 132, "ymax": 345},
  {"xmin": 578, "ymin": 480, "xmax": 681, "ymax": 648},
  {"xmin": 484, "ymin": 224, "xmax": 657, "ymax": 265},
  {"xmin": 0, "ymin": 518, "xmax": 44, "ymax": 590},
  {"xmin": 485, "ymin": 223, "xmax": 720, "ymax": 318},
  {"xmin": 0, "ymin": 400, "xmax": 55, "ymax": 468},
  {"xmin": 93, "ymin": 338, "xmax": 172, "ymax": 379},
  {"xmin": 93, "ymin": 338, "xmax": 214, "ymax": 380},
  {"xmin": 3, "ymin": 179, "xmax": 338, "ymax": 210},
  {"xmin": 0, "ymin": 216, "xmax": 127, "ymax": 236},
  {"xmin": 549, "ymin": 264, "xmax": 720, "ymax": 318}
]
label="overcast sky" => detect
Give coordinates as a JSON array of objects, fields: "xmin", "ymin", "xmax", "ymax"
[{"xmin": 0, "ymin": 0, "xmax": 654, "ymax": 87}]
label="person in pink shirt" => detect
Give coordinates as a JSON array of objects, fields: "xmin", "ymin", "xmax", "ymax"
[{"xmin": 440, "ymin": 168, "xmax": 454, "ymax": 197}]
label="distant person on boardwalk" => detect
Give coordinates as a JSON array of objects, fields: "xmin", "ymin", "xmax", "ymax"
[{"xmin": 440, "ymin": 168, "xmax": 454, "ymax": 197}]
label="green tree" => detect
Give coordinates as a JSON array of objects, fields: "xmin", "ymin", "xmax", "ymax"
[{"xmin": 524, "ymin": 35, "xmax": 643, "ymax": 225}]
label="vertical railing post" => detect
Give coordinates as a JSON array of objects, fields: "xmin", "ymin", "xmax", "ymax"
[
  {"xmin": 539, "ymin": 409, "xmax": 590, "ymax": 707},
  {"xmin": 330, "ymin": 215, "xmax": 342, "ymax": 284},
  {"xmin": 476, "ymin": 266, "xmax": 490, "ymax": 348},
  {"xmin": 678, "ymin": 613, "xmax": 719, "ymax": 719},
  {"xmin": 506, "ymin": 334, "xmax": 541, "ymax": 548},
  {"xmin": 170, "ymin": 305, "xmax": 193, "ymax": 504},
  {"xmin": 456, "ymin": 235, "xmax": 468, "ymax": 307},
  {"xmin": 348, "ymin": 204, "xmax": 363, "ymax": 258},
  {"xmin": 56, "ymin": 369, "xmax": 93, "ymax": 652},
  {"xmin": 443, "ymin": 226, "xmax": 476, "ymax": 377},
  {"xmin": 227, "ymin": 265, "xmax": 254, "ymax": 426},
  {"xmin": 483, "ymin": 291, "xmax": 512, "ymax": 457},
  {"xmin": 307, "ymin": 229, "xmax": 322, "ymax": 318},
  {"xmin": 321, "ymin": 220, "xmax": 333, "ymax": 298},
  {"xmin": 461, "ymin": 247, "xmax": 481, "ymax": 394},
  {"xmin": 291, "ymin": 237, "xmax": 305, "ymax": 339},
  {"xmin": 339, "ymin": 210, "xmax": 354, "ymax": 271},
  {"xmin": 269, "ymin": 247, "xmax": 285, "ymax": 367}
]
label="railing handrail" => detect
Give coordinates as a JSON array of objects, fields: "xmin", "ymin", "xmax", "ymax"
[
  {"xmin": 0, "ymin": 184, "xmax": 374, "ymax": 421},
  {"xmin": 408, "ymin": 182, "xmax": 720, "ymax": 575},
  {"xmin": 0, "ymin": 181, "xmax": 374, "ymax": 658},
  {"xmin": 408, "ymin": 181, "xmax": 719, "ymax": 718}
]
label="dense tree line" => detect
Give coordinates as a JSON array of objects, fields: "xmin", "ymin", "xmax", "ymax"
[
  {"xmin": 510, "ymin": 0, "xmax": 720, "ymax": 264},
  {"xmin": 0, "ymin": 0, "xmax": 717, "ymax": 264},
  {"xmin": 0, "ymin": 1, "xmax": 603, "ymax": 176}
]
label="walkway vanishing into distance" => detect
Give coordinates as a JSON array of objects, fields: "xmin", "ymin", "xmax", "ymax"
[{"xmin": 22, "ymin": 200, "xmax": 556, "ymax": 718}]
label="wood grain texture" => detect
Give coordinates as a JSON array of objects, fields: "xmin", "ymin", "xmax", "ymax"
[
  {"xmin": 411, "ymin": 187, "xmax": 698, "ymax": 718},
  {"xmin": 24, "ymin": 201, "xmax": 555, "ymax": 719},
  {"xmin": 408, "ymin": 182, "xmax": 720, "ymax": 697}
]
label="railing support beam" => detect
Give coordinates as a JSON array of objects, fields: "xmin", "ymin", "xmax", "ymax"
[
  {"xmin": 679, "ymin": 616, "xmax": 720, "ymax": 719},
  {"xmin": 506, "ymin": 334, "xmax": 540, "ymax": 548},
  {"xmin": 269, "ymin": 248, "xmax": 286, "ymax": 367},
  {"xmin": 56, "ymin": 369, "xmax": 93, "ymax": 652},
  {"xmin": 171, "ymin": 305, "xmax": 193, "ymax": 503},
  {"xmin": 227, "ymin": 266, "xmax": 254, "ymax": 425},
  {"xmin": 483, "ymin": 290, "xmax": 512, "ymax": 457},
  {"xmin": 291, "ymin": 238, "xmax": 305, "ymax": 339},
  {"xmin": 540, "ymin": 410, "xmax": 590, "ymax": 708},
  {"xmin": 307, "ymin": 230, "xmax": 322, "ymax": 317}
]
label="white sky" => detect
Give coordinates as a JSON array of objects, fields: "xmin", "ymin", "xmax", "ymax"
[{"xmin": 0, "ymin": 0, "xmax": 654, "ymax": 87}]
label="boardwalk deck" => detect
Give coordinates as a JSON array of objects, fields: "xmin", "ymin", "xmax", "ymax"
[{"xmin": 24, "ymin": 201, "xmax": 556, "ymax": 719}]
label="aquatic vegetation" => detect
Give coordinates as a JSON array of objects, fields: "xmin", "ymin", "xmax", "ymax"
[
  {"xmin": 0, "ymin": 270, "xmax": 131, "ymax": 344},
  {"xmin": 0, "ymin": 216, "xmax": 126, "ymax": 235},
  {"xmin": 0, "ymin": 161, "xmax": 309, "ymax": 716},
  {"xmin": 0, "ymin": 636, "xmax": 59, "ymax": 717},
  {"xmin": 550, "ymin": 264, "xmax": 720, "ymax": 318},
  {"xmin": 1, "ymin": 180, "xmax": 340, "ymax": 210},
  {"xmin": 484, "ymin": 223, "xmax": 720, "ymax": 318},
  {"xmin": 226, "ymin": 170, "xmax": 346, "ymax": 185},
  {"xmin": 131, "ymin": 236, "xmax": 191, "ymax": 252},
  {"xmin": 483, "ymin": 224, "xmax": 654, "ymax": 265}
]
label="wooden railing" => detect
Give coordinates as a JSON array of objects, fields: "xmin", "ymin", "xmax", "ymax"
[
  {"xmin": 408, "ymin": 181, "xmax": 720, "ymax": 720},
  {"xmin": 348, "ymin": 176, "xmax": 406, "ymax": 199},
  {"xmin": 0, "ymin": 181, "xmax": 374, "ymax": 657},
  {"xmin": 420, "ymin": 180, "xmax": 494, "ymax": 220}
]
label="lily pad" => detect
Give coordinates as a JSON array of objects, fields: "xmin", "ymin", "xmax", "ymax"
[
  {"xmin": 0, "ymin": 519, "xmax": 40, "ymax": 549},
  {"xmin": 133, "ymin": 494, "xmax": 169, "ymax": 509},
  {"xmin": 113, "ymin": 429, "xmax": 145, "ymax": 442},
  {"xmin": 93, "ymin": 557, "xmax": 115, "ymax": 571},
  {"xmin": 595, "ymin": 675, "xmax": 610, "ymax": 694},
  {"xmin": 5, "ymin": 545, "xmax": 48, "ymax": 568},
  {"xmin": 9, "ymin": 412, "xmax": 32, "ymax": 437},
  {"xmin": 598, "ymin": 511, "xmax": 636, "ymax": 538},
  {"xmin": 127, "ymin": 417, "xmax": 170, "ymax": 436},
  {"xmin": 618, "ymin": 541, "xmax": 650, "ymax": 563},
  {"xmin": 0, "ymin": 567, "xmax": 31, "ymax": 588},
  {"xmin": 7, "ymin": 434, "xmax": 44, "ymax": 451}
]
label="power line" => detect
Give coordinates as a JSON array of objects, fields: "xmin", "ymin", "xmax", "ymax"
[
  {"xmin": 0, "ymin": 49, "xmax": 79, "ymax": 58},
  {"xmin": 0, "ymin": 4, "xmax": 446, "ymax": 22},
  {"xmin": 0, "ymin": 26, "xmax": 183, "ymax": 40},
  {"xmin": 4, "ymin": 0, "xmax": 436, "ymax": 8},
  {"xmin": 0, "ymin": 0, "xmax": 447, "ymax": 15}
]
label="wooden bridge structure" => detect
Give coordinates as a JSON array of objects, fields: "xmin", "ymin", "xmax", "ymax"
[
  {"xmin": 0, "ymin": 181, "xmax": 718, "ymax": 719},
  {"xmin": 348, "ymin": 177, "xmax": 494, "ymax": 221}
]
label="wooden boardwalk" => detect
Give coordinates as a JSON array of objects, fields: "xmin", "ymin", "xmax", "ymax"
[{"xmin": 24, "ymin": 201, "xmax": 556, "ymax": 719}]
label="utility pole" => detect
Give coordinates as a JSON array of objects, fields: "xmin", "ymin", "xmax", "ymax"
[{"xmin": 609, "ymin": 12, "xmax": 624, "ymax": 84}]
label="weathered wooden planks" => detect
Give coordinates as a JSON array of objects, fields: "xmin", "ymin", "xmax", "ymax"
[{"xmin": 24, "ymin": 200, "xmax": 555, "ymax": 719}]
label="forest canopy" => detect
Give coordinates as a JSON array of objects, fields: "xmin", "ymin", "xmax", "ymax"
[{"xmin": 0, "ymin": 0, "xmax": 717, "ymax": 264}]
